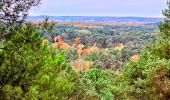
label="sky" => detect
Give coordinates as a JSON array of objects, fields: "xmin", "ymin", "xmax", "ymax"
[{"xmin": 29, "ymin": 0, "xmax": 167, "ymax": 17}]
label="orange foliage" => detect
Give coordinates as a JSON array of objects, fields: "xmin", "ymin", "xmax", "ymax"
[
  {"xmin": 71, "ymin": 59, "xmax": 93, "ymax": 72},
  {"xmin": 51, "ymin": 41, "xmax": 71, "ymax": 50},
  {"xmin": 46, "ymin": 35, "xmax": 72, "ymax": 50},
  {"xmin": 57, "ymin": 41, "xmax": 64, "ymax": 47},
  {"xmin": 81, "ymin": 46, "xmax": 100, "ymax": 56},
  {"xmin": 131, "ymin": 55, "xmax": 140, "ymax": 61},
  {"xmin": 81, "ymin": 48, "xmax": 90, "ymax": 55},
  {"xmin": 60, "ymin": 42, "xmax": 71, "ymax": 50},
  {"xmin": 50, "ymin": 35, "xmax": 100, "ymax": 55}
]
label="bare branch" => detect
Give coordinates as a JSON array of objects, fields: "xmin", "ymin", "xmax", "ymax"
[{"xmin": 0, "ymin": 0, "xmax": 41, "ymax": 24}]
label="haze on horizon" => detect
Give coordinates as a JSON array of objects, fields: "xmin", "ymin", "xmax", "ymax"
[{"xmin": 30, "ymin": 0, "xmax": 167, "ymax": 18}]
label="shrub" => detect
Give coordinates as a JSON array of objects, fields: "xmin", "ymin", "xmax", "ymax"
[{"xmin": 0, "ymin": 24, "xmax": 76, "ymax": 99}]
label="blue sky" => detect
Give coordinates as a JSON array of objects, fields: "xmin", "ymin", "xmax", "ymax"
[{"xmin": 29, "ymin": 0, "xmax": 167, "ymax": 17}]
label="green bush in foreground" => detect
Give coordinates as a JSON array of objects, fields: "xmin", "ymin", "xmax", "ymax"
[
  {"xmin": 0, "ymin": 24, "xmax": 76, "ymax": 99},
  {"xmin": 70, "ymin": 69, "xmax": 122, "ymax": 100},
  {"xmin": 119, "ymin": 2, "xmax": 170, "ymax": 99}
]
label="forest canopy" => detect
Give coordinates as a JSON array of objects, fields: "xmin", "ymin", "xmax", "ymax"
[{"xmin": 0, "ymin": 0, "xmax": 170, "ymax": 100}]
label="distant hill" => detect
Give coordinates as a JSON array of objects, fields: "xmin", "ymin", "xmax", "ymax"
[{"xmin": 27, "ymin": 16, "xmax": 163, "ymax": 23}]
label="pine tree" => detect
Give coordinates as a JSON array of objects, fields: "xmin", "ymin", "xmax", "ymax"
[
  {"xmin": 152, "ymin": 0, "xmax": 170, "ymax": 59},
  {"xmin": 0, "ymin": 1, "xmax": 76, "ymax": 99},
  {"xmin": 121, "ymin": 1, "xmax": 170, "ymax": 99}
]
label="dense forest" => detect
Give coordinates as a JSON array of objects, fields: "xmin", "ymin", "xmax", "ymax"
[
  {"xmin": 0, "ymin": 0, "xmax": 170, "ymax": 100},
  {"xmin": 41, "ymin": 22, "xmax": 158, "ymax": 70}
]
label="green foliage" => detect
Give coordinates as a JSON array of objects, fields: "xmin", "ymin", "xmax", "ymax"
[
  {"xmin": 118, "ymin": 2, "xmax": 170, "ymax": 99},
  {"xmin": 0, "ymin": 24, "xmax": 76, "ymax": 99},
  {"xmin": 0, "ymin": 0, "xmax": 77, "ymax": 99},
  {"xmin": 1, "ymin": 0, "xmax": 170, "ymax": 99},
  {"xmin": 69, "ymin": 2, "xmax": 170, "ymax": 99},
  {"xmin": 150, "ymin": 37, "xmax": 170, "ymax": 59},
  {"xmin": 27, "ymin": 49, "xmax": 76, "ymax": 99},
  {"xmin": 82, "ymin": 51, "xmax": 106, "ymax": 68},
  {"xmin": 46, "ymin": 22, "xmax": 157, "ymax": 70},
  {"xmin": 45, "ymin": 23, "xmax": 157, "ymax": 48},
  {"xmin": 71, "ymin": 68, "xmax": 122, "ymax": 100},
  {"xmin": 0, "ymin": 85, "xmax": 23, "ymax": 99},
  {"xmin": 122, "ymin": 51, "xmax": 170, "ymax": 99},
  {"xmin": 65, "ymin": 49, "xmax": 79, "ymax": 61}
]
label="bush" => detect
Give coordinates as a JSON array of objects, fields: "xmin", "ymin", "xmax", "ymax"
[
  {"xmin": 71, "ymin": 68, "xmax": 124, "ymax": 100},
  {"xmin": 0, "ymin": 24, "xmax": 76, "ymax": 99}
]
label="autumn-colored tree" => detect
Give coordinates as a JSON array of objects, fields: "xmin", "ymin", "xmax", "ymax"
[
  {"xmin": 71, "ymin": 59, "xmax": 93, "ymax": 72},
  {"xmin": 130, "ymin": 54, "xmax": 140, "ymax": 61},
  {"xmin": 82, "ymin": 48, "xmax": 90, "ymax": 55}
]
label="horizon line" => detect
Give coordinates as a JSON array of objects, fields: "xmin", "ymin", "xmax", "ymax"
[{"xmin": 28, "ymin": 15, "xmax": 164, "ymax": 18}]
